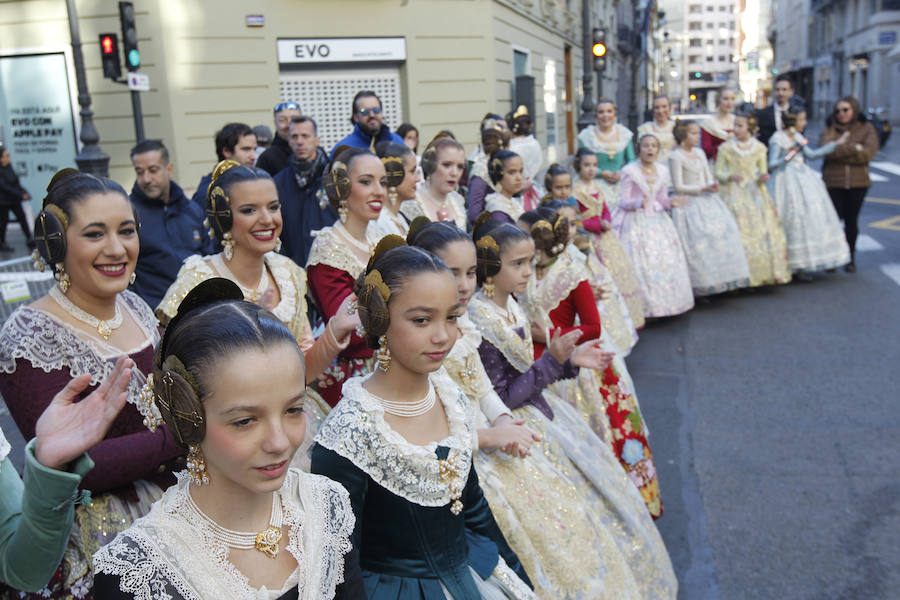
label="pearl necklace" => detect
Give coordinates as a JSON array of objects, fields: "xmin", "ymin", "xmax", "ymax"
[
  {"xmin": 50, "ymin": 286, "xmax": 123, "ymax": 340},
  {"xmin": 185, "ymin": 490, "xmax": 284, "ymax": 559},
  {"xmin": 213, "ymin": 254, "xmax": 269, "ymax": 302},
  {"xmin": 369, "ymin": 382, "xmax": 437, "ymax": 417},
  {"xmin": 335, "ymin": 222, "xmax": 374, "ymax": 255}
]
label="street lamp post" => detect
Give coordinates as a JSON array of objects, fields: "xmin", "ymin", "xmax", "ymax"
[
  {"xmin": 66, "ymin": 0, "xmax": 110, "ymax": 176},
  {"xmin": 577, "ymin": 0, "xmax": 596, "ymax": 131}
]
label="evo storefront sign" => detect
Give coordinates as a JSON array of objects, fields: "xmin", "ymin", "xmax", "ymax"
[{"xmin": 277, "ymin": 37, "xmax": 406, "ymax": 64}]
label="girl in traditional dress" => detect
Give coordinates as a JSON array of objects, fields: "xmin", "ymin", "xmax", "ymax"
[
  {"xmin": 409, "ymin": 220, "xmax": 653, "ymax": 599},
  {"xmin": 700, "ymin": 87, "xmax": 737, "ymax": 162},
  {"xmin": 768, "ymin": 109, "xmax": 852, "ymax": 274},
  {"xmin": 669, "ymin": 121, "xmax": 750, "ymax": 295},
  {"xmin": 715, "ymin": 113, "xmax": 791, "ymax": 287},
  {"xmin": 484, "ymin": 149, "xmax": 526, "ymax": 223},
  {"xmin": 506, "ymin": 106, "xmax": 544, "ymax": 209},
  {"xmin": 467, "ymin": 116, "xmax": 511, "ymax": 224},
  {"xmin": 93, "ymin": 279, "xmax": 364, "ymax": 599},
  {"xmin": 370, "ymin": 142, "xmax": 419, "ymax": 239},
  {"xmin": 573, "ymin": 147, "xmax": 646, "ymax": 330},
  {"xmin": 400, "ymin": 136, "xmax": 467, "ymax": 229},
  {"xmin": 576, "ymin": 98, "xmax": 635, "ymax": 210},
  {"xmin": 517, "ymin": 209, "xmax": 663, "ymax": 518},
  {"xmin": 468, "ymin": 219, "xmax": 678, "ymax": 599},
  {"xmin": 157, "ymin": 160, "xmax": 360, "ymax": 431},
  {"xmin": 637, "ymin": 94, "xmax": 676, "ymax": 163},
  {"xmin": 306, "ymin": 148, "xmax": 385, "ymax": 408},
  {"xmin": 0, "ymin": 170, "xmax": 183, "ymax": 598},
  {"xmin": 311, "ymin": 239, "xmax": 536, "ymax": 599},
  {"xmin": 614, "ymin": 135, "xmax": 694, "ymax": 318}
]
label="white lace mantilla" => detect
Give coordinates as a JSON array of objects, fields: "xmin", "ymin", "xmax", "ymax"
[
  {"xmin": 0, "ymin": 290, "xmax": 162, "ymax": 429},
  {"xmin": 578, "ymin": 123, "xmax": 634, "ymax": 156},
  {"xmin": 92, "ymin": 469, "xmax": 354, "ymax": 600},
  {"xmin": 315, "ymin": 370, "xmax": 476, "ymax": 507}
]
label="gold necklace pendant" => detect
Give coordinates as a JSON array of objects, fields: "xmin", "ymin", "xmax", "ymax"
[{"xmin": 254, "ymin": 526, "xmax": 283, "ymax": 559}]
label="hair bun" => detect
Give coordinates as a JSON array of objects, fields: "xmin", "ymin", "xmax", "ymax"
[
  {"xmin": 381, "ymin": 154, "xmax": 406, "ymax": 189},
  {"xmin": 473, "ymin": 210, "xmax": 494, "ymax": 230},
  {"xmin": 366, "ymin": 234, "xmax": 407, "ymax": 273},
  {"xmin": 209, "ymin": 159, "xmax": 241, "ymax": 188},
  {"xmin": 406, "ymin": 216, "xmax": 432, "ymax": 245},
  {"xmin": 43, "ymin": 168, "xmax": 81, "ymax": 208},
  {"xmin": 160, "ymin": 278, "xmax": 243, "ymax": 358}
]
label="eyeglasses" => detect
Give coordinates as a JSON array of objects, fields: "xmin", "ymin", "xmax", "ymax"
[
  {"xmin": 358, "ymin": 106, "xmax": 383, "ymax": 117},
  {"xmin": 274, "ymin": 102, "xmax": 299, "ymax": 113},
  {"xmin": 835, "ymin": 107, "xmax": 852, "ymax": 113}
]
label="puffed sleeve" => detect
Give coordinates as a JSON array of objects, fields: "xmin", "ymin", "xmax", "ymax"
[
  {"xmin": 546, "ymin": 281, "xmax": 602, "ymax": 344},
  {"xmin": 616, "ymin": 170, "xmax": 643, "ymax": 211}
]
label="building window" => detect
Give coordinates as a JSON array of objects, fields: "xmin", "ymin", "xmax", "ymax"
[
  {"xmin": 707, "ymin": 56, "xmax": 714, "ymax": 62},
  {"xmin": 706, "ymin": 5, "xmax": 714, "ymax": 11},
  {"xmin": 706, "ymin": 39, "xmax": 714, "ymax": 45},
  {"xmin": 718, "ymin": 55, "xmax": 726, "ymax": 61},
  {"xmin": 719, "ymin": 5, "xmax": 728, "ymax": 11},
  {"xmin": 689, "ymin": 55, "xmax": 700, "ymax": 63},
  {"xmin": 514, "ymin": 50, "xmax": 529, "ymax": 78},
  {"xmin": 690, "ymin": 38, "xmax": 703, "ymax": 47},
  {"xmin": 689, "ymin": 21, "xmax": 702, "ymax": 30},
  {"xmin": 689, "ymin": 4, "xmax": 703, "ymax": 13}
]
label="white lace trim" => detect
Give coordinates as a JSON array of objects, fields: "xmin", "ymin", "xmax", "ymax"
[
  {"xmin": 315, "ymin": 369, "xmax": 476, "ymax": 507},
  {"xmin": 0, "ymin": 291, "xmax": 162, "ymax": 429},
  {"xmin": 306, "ymin": 226, "xmax": 367, "ymax": 280},
  {"xmin": 579, "ymin": 123, "xmax": 634, "ymax": 156},
  {"xmin": 0, "ymin": 427, "xmax": 9, "ymax": 465},
  {"xmin": 484, "ymin": 192, "xmax": 524, "ymax": 221},
  {"xmin": 92, "ymin": 469, "xmax": 354, "ymax": 600}
]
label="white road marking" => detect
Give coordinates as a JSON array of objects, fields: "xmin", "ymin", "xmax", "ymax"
[
  {"xmin": 855, "ymin": 234, "xmax": 884, "ymax": 252},
  {"xmin": 870, "ymin": 172, "xmax": 889, "ymax": 182},
  {"xmin": 881, "ymin": 263, "xmax": 900, "ymax": 287},
  {"xmin": 871, "ymin": 161, "xmax": 900, "ymax": 177}
]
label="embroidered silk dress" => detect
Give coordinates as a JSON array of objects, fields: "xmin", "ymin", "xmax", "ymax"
[
  {"xmin": 700, "ymin": 117, "xmax": 734, "ymax": 162},
  {"xmin": 768, "ymin": 131, "xmax": 851, "ymax": 272},
  {"xmin": 668, "ymin": 147, "xmax": 751, "ymax": 295},
  {"xmin": 400, "ymin": 189, "xmax": 468, "ymax": 231},
  {"xmin": 311, "ymin": 371, "xmax": 537, "ymax": 600},
  {"xmin": 0, "ymin": 291, "xmax": 182, "ymax": 599},
  {"xmin": 573, "ymin": 178, "xmax": 645, "ymax": 331},
  {"xmin": 306, "ymin": 226, "xmax": 374, "ymax": 408},
  {"xmin": 714, "ymin": 138, "xmax": 791, "ymax": 286},
  {"xmin": 444, "ymin": 314, "xmax": 642, "ymax": 599},
  {"xmin": 637, "ymin": 121, "xmax": 676, "ymax": 163},
  {"xmin": 468, "ymin": 293, "xmax": 678, "ymax": 599},
  {"xmin": 577, "ymin": 124, "xmax": 636, "ymax": 211},
  {"xmin": 92, "ymin": 469, "xmax": 364, "ymax": 600},
  {"xmin": 519, "ymin": 253, "xmax": 663, "ymax": 518},
  {"xmin": 156, "ymin": 252, "xmax": 340, "ymax": 435}
]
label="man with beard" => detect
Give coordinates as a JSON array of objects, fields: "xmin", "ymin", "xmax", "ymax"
[
  {"xmin": 190, "ymin": 122, "xmax": 257, "ymax": 206},
  {"xmin": 331, "ymin": 90, "xmax": 404, "ymax": 157},
  {"xmin": 274, "ymin": 115, "xmax": 336, "ymax": 267},
  {"xmin": 129, "ymin": 140, "xmax": 211, "ymax": 308},
  {"xmin": 756, "ymin": 75, "xmax": 807, "ymax": 146},
  {"xmin": 256, "ymin": 101, "xmax": 300, "ymax": 176}
]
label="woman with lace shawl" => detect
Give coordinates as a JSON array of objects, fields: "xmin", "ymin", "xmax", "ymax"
[
  {"xmin": 156, "ymin": 160, "xmax": 358, "ymax": 431},
  {"xmin": 399, "ymin": 135, "xmax": 468, "ymax": 230},
  {"xmin": 576, "ymin": 98, "xmax": 636, "ymax": 211},
  {"xmin": 0, "ymin": 171, "xmax": 183, "ymax": 598},
  {"xmin": 467, "ymin": 219, "xmax": 678, "ymax": 599},
  {"xmin": 93, "ymin": 279, "xmax": 364, "ymax": 599},
  {"xmin": 311, "ymin": 240, "xmax": 536, "ymax": 599},
  {"xmin": 306, "ymin": 148, "xmax": 385, "ymax": 408},
  {"xmin": 409, "ymin": 220, "xmax": 654, "ymax": 599}
]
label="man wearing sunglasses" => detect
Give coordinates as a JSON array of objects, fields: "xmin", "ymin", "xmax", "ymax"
[
  {"xmin": 257, "ymin": 101, "xmax": 301, "ymax": 176},
  {"xmin": 331, "ymin": 90, "xmax": 404, "ymax": 158},
  {"xmin": 756, "ymin": 74, "xmax": 806, "ymax": 146}
]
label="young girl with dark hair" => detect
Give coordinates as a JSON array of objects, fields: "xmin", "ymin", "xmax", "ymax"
[
  {"xmin": 311, "ymin": 238, "xmax": 536, "ymax": 599},
  {"xmin": 483, "ymin": 149, "xmax": 526, "ymax": 223},
  {"xmin": 371, "ymin": 142, "xmax": 418, "ymax": 239},
  {"xmin": 401, "ymin": 136, "xmax": 468, "ymax": 229},
  {"xmin": 615, "ymin": 135, "xmax": 694, "ymax": 317},
  {"xmin": 306, "ymin": 148, "xmax": 385, "ymax": 407},
  {"xmin": 669, "ymin": 120, "xmax": 751, "ymax": 295},
  {"xmin": 768, "ymin": 109, "xmax": 852, "ymax": 275},
  {"xmin": 715, "ymin": 114, "xmax": 791, "ymax": 286},
  {"xmin": 468, "ymin": 218, "xmax": 677, "ymax": 598},
  {"xmin": 517, "ymin": 208, "xmax": 664, "ymax": 518},
  {"xmin": 94, "ymin": 279, "xmax": 364, "ymax": 599},
  {"xmin": 468, "ymin": 121, "xmax": 512, "ymax": 224}
]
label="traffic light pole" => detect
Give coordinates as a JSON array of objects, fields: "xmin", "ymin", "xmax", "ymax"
[
  {"xmin": 131, "ymin": 90, "xmax": 145, "ymax": 142},
  {"xmin": 577, "ymin": 0, "xmax": 595, "ymax": 131}
]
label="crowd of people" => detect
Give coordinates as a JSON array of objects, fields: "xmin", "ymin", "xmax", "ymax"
[{"xmin": 0, "ymin": 75, "xmax": 879, "ymax": 600}]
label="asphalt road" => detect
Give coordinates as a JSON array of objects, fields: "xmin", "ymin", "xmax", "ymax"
[{"xmin": 632, "ymin": 138, "xmax": 900, "ymax": 599}]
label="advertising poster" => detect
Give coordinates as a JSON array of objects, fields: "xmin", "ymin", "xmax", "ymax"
[{"xmin": 0, "ymin": 52, "xmax": 78, "ymax": 216}]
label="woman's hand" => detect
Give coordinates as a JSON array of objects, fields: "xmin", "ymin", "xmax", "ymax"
[
  {"xmin": 671, "ymin": 195, "xmax": 690, "ymax": 208},
  {"xmin": 331, "ymin": 293, "xmax": 362, "ymax": 342},
  {"xmin": 600, "ymin": 171, "xmax": 621, "ymax": 183},
  {"xmin": 702, "ymin": 181, "xmax": 720, "ymax": 194},
  {"xmin": 570, "ymin": 341, "xmax": 616, "ymax": 371},
  {"xmin": 481, "ymin": 415, "xmax": 541, "ymax": 458},
  {"xmin": 257, "ymin": 287, "xmax": 278, "ymax": 312},
  {"xmin": 758, "ymin": 173, "xmax": 771, "ymax": 184},
  {"xmin": 600, "ymin": 220, "xmax": 611, "ymax": 232},
  {"xmin": 530, "ymin": 323, "xmax": 547, "ymax": 344},
  {"xmin": 34, "ymin": 356, "xmax": 133, "ymax": 470},
  {"xmin": 836, "ymin": 131, "xmax": 851, "ymax": 145},
  {"xmin": 547, "ymin": 328, "xmax": 580, "ymax": 364},
  {"xmin": 591, "ymin": 283, "xmax": 609, "ymax": 301},
  {"xmin": 729, "ymin": 174, "xmax": 744, "ymax": 184}
]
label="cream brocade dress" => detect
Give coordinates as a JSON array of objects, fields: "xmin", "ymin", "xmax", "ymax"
[{"xmin": 468, "ymin": 294, "xmax": 678, "ymax": 599}]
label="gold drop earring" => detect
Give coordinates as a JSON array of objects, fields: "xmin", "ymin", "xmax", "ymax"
[
  {"xmin": 55, "ymin": 263, "xmax": 70, "ymax": 294},
  {"xmin": 222, "ymin": 232, "xmax": 234, "ymax": 261},
  {"xmin": 186, "ymin": 445, "xmax": 210, "ymax": 485},
  {"xmin": 376, "ymin": 334, "xmax": 391, "ymax": 372},
  {"xmin": 482, "ymin": 276, "xmax": 495, "ymax": 299}
]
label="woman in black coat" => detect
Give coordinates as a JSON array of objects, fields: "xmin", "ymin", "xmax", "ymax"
[{"xmin": 0, "ymin": 146, "xmax": 34, "ymax": 252}]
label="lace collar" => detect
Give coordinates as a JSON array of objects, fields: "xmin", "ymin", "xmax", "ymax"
[
  {"xmin": 723, "ymin": 137, "xmax": 765, "ymax": 157},
  {"xmin": 519, "ymin": 252, "xmax": 585, "ymax": 331},
  {"xmin": 484, "ymin": 191, "xmax": 524, "ymax": 221},
  {"xmin": 93, "ymin": 469, "xmax": 354, "ymax": 600},
  {"xmin": 700, "ymin": 116, "xmax": 734, "ymax": 140},
  {"xmin": 0, "ymin": 427, "xmax": 9, "ymax": 466},
  {"xmin": 467, "ymin": 292, "xmax": 534, "ymax": 373},
  {"xmin": 314, "ymin": 369, "xmax": 475, "ymax": 507},
  {"xmin": 306, "ymin": 226, "xmax": 368, "ymax": 280},
  {"xmin": 0, "ymin": 290, "xmax": 162, "ymax": 430},
  {"xmin": 402, "ymin": 189, "xmax": 467, "ymax": 230},
  {"xmin": 579, "ymin": 123, "xmax": 634, "ymax": 156},
  {"xmin": 621, "ymin": 161, "xmax": 670, "ymax": 206}
]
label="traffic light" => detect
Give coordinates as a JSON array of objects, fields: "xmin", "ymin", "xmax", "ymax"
[
  {"xmin": 119, "ymin": 1, "xmax": 140, "ymax": 70},
  {"xmin": 592, "ymin": 28, "xmax": 608, "ymax": 72},
  {"xmin": 99, "ymin": 33, "xmax": 121, "ymax": 80}
]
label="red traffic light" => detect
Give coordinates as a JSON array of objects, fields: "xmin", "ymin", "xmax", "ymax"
[{"xmin": 101, "ymin": 35, "xmax": 115, "ymax": 55}]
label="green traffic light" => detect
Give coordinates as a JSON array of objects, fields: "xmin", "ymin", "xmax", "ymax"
[{"xmin": 128, "ymin": 49, "xmax": 140, "ymax": 68}]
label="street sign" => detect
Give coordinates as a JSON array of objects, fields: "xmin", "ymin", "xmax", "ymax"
[{"xmin": 127, "ymin": 72, "xmax": 149, "ymax": 92}]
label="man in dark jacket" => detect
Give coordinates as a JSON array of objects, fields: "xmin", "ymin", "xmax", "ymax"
[
  {"xmin": 331, "ymin": 91, "xmax": 404, "ymax": 157},
  {"xmin": 274, "ymin": 116, "xmax": 336, "ymax": 268},
  {"xmin": 191, "ymin": 122, "xmax": 257, "ymax": 207},
  {"xmin": 0, "ymin": 146, "xmax": 33, "ymax": 252},
  {"xmin": 256, "ymin": 101, "xmax": 300, "ymax": 176},
  {"xmin": 756, "ymin": 75, "xmax": 807, "ymax": 146},
  {"xmin": 130, "ymin": 140, "xmax": 212, "ymax": 308}
]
